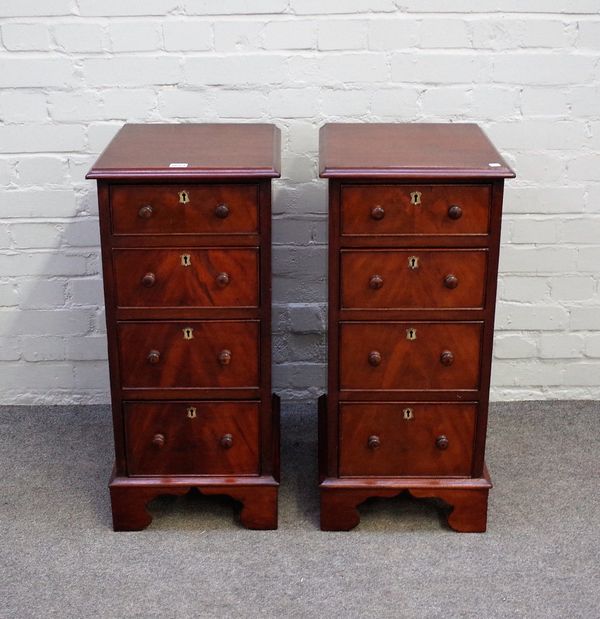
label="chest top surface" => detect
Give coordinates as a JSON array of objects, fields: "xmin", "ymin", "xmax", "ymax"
[
  {"xmin": 86, "ymin": 123, "xmax": 281, "ymax": 180},
  {"xmin": 319, "ymin": 123, "xmax": 515, "ymax": 179}
]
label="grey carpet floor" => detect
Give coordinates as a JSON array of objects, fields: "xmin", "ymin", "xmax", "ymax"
[{"xmin": 1, "ymin": 402, "xmax": 599, "ymax": 619}]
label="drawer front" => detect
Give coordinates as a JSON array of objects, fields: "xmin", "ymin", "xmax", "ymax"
[
  {"xmin": 114, "ymin": 248, "xmax": 259, "ymax": 308},
  {"xmin": 341, "ymin": 185, "xmax": 490, "ymax": 236},
  {"xmin": 118, "ymin": 321, "xmax": 259, "ymax": 389},
  {"xmin": 125, "ymin": 401, "xmax": 259, "ymax": 476},
  {"xmin": 111, "ymin": 184, "xmax": 258, "ymax": 235},
  {"xmin": 339, "ymin": 402, "xmax": 476, "ymax": 477},
  {"xmin": 341, "ymin": 249, "xmax": 487, "ymax": 309},
  {"xmin": 340, "ymin": 322, "xmax": 482, "ymax": 391}
]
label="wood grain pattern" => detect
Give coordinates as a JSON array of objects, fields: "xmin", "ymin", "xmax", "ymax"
[
  {"xmin": 339, "ymin": 321, "xmax": 483, "ymax": 391},
  {"xmin": 319, "ymin": 123, "xmax": 512, "ymax": 532},
  {"xmin": 340, "ymin": 249, "xmax": 487, "ymax": 309},
  {"xmin": 124, "ymin": 401, "xmax": 259, "ymax": 476},
  {"xmin": 91, "ymin": 125, "xmax": 280, "ymax": 530},
  {"xmin": 117, "ymin": 320, "xmax": 259, "ymax": 390},
  {"xmin": 341, "ymin": 184, "xmax": 490, "ymax": 236},
  {"xmin": 320, "ymin": 123, "xmax": 515, "ymax": 179},
  {"xmin": 87, "ymin": 123, "xmax": 281, "ymax": 180},
  {"xmin": 114, "ymin": 248, "xmax": 259, "ymax": 309},
  {"xmin": 111, "ymin": 184, "xmax": 259, "ymax": 236},
  {"xmin": 339, "ymin": 402, "xmax": 476, "ymax": 477}
]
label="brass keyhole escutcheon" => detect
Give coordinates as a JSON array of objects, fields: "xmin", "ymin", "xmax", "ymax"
[
  {"xmin": 406, "ymin": 328, "xmax": 417, "ymax": 341},
  {"xmin": 183, "ymin": 327, "xmax": 194, "ymax": 340},
  {"xmin": 408, "ymin": 256, "xmax": 419, "ymax": 270},
  {"xmin": 181, "ymin": 254, "xmax": 191, "ymax": 267},
  {"xmin": 179, "ymin": 190, "xmax": 190, "ymax": 204},
  {"xmin": 410, "ymin": 191, "xmax": 422, "ymax": 205},
  {"xmin": 187, "ymin": 407, "xmax": 197, "ymax": 419},
  {"xmin": 403, "ymin": 408, "xmax": 414, "ymax": 420}
]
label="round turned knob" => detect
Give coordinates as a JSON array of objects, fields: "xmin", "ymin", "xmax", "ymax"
[
  {"xmin": 215, "ymin": 204, "xmax": 230, "ymax": 219},
  {"xmin": 152, "ymin": 433, "xmax": 165, "ymax": 448},
  {"xmin": 436, "ymin": 435, "xmax": 449, "ymax": 450},
  {"xmin": 138, "ymin": 204, "xmax": 153, "ymax": 219},
  {"xmin": 371, "ymin": 205, "xmax": 385, "ymax": 220},
  {"xmin": 440, "ymin": 350, "xmax": 454, "ymax": 367},
  {"xmin": 141, "ymin": 272, "xmax": 156, "ymax": 288},
  {"xmin": 216, "ymin": 272, "xmax": 230, "ymax": 287},
  {"xmin": 367, "ymin": 435, "xmax": 381, "ymax": 450},
  {"xmin": 147, "ymin": 349, "xmax": 160, "ymax": 364},
  {"xmin": 444, "ymin": 274, "xmax": 459, "ymax": 289},
  {"xmin": 447, "ymin": 205, "xmax": 463, "ymax": 220},
  {"xmin": 369, "ymin": 274, "xmax": 384, "ymax": 290},
  {"xmin": 220, "ymin": 433, "xmax": 234, "ymax": 449},
  {"xmin": 218, "ymin": 349, "xmax": 232, "ymax": 366},
  {"xmin": 368, "ymin": 351, "xmax": 382, "ymax": 367}
]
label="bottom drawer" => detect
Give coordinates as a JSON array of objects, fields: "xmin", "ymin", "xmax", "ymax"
[
  {"xmin": 124, "ymin": 401, "xmax": 259, "ymax": 476},
  {"xmin": 339, "ymin": 402, "xmax": 476, "ymax": 477}
]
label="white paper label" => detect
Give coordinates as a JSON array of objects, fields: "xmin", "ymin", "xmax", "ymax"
[{"xmin": 169, "ymin": 162, "xmax": 189, "ymax": 168}]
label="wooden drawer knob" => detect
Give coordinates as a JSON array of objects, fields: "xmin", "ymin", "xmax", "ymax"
[
  {"xmin": 138, "ymin": 204, "xmax": 153, "ymax": 219},
  {"xmin": 152, "ymin": 433, "xmax": 165, "ymax": 448},
  {"xmin": 369, "ymin": 274, "xmax": 384, "ymax": 289},
  {"xmin": 141, "ymin": 272, "xmax": 156, "ymax": 288},
  {"xmin": 370, "ymin": 205, "xmax": 385, "ymax": 220},
  {"xmin": 220, "ymin": 433, "xmax": 234, "ymax": 449},
  {"xmin": 216, "ymin": 272, "xmax": 230, "ymax": 287},
  {"xmin": 368, "ymin": 351, "xmax": 382, "ymax": 367},
  {"xmin": 447, "ymin": 205, "xmax": 463, "ymax": 220},
  {"xmin": 440, "ymin": 350, "xmax": 454, "ymax": 366},
  {"xmin": 147, "ymin": 349, "xmax": 160, "ymax": 364},
  {"xmin": 218, "ymin": 349, "xmax": 232, "ymax": 365},
  {"xmin": 215, "ymin": 203, "xmax": 230, "ymax": 219},
  {"xmin": 436, "ymin": 435, "xmax": 449, "ymax": 450},
  {"xmin": 367, "ymin": 435, "xmax": 381, "ymax": 450},
  {"xmin": 444, "ymin": 274, "xmax": 458, "ymax": 289}
]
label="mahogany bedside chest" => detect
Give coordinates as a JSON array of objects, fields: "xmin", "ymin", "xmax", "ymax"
[
  {"xmin": 318, "ymin": 123, "xmax": 514, "ymax": 532},
  {"xmin": 87, "ymin": 124, "xmax": 281, "ymax": 530}
]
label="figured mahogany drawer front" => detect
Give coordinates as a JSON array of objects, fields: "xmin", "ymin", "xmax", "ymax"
[
  {"xmin": 339, "ymin": 402, "xmax": 476, "ymax": 477},
  {"xmin": 114, "ymin": 248, "xmax": 259, "ymax": 308},
  {"xmin": 124, "ymin": 401, "xmax": 259, "ymax": 476},
  {"xmin": 118, "ymin": 321, "xmax": 259, "ymax": 389},
  {"xmin": 340, "ymin": 322, "xmax": 482, "ymax": 391},
  {"xmin": 341, "ymin": 185, "xmax": 490, "ymax": 236},
  {"xmin": 111, "ymin": 184, "xmax": 258, "ymax": 235},
  {"xmin": 341, "ymin": 249, "xmax": 487, "ymax": 309}
]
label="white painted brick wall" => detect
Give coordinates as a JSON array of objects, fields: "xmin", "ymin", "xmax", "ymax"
[{"xmin": 0, "ymin": 2, "xmax": 599, "ymax": 403}]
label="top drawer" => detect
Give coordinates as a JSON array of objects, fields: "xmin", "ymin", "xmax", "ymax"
[
  {"xmin": 341, "ymin": 184, "xmax": 490, "ymax": 236},
  {"xmin": 110, "ymin": 184, "xmax": 259, "ymax": 236}
]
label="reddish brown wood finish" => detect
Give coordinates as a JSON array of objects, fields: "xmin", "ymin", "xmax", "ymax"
[
  {"xmin": 114, "ymin": 248, "xmax": 259, "ymax": 308},
  {"xmin": 339, "ymin": 402, "xmax": 477, "ymax": 477},
  {"xmin": 111, "ymin": 184, "xmax": 259, "ymax": 236},
  {"xmin": 319, "ymin": 123, "xmax": 514, "ymax": 532},
  {"xmin": 341, "ymin": 184, "xmax": 490, "ymax": 236},
  {"xmin": 124, "ymin": 402, "xmax": 260, "ymax": 476},
  {"xmin": 341, "ymin": 249, "xmax": 487, "ymax": 309},
  {"xmin": 339, "ymin": 322, "xmax": 483, "ymax": 391},
  {"xmin": 117, "ymin": 321, "xmax": 259, "ymax": 390},
  {"xmin": 87, "ymin": 124, "xmax": 280, "ymax": 530}
]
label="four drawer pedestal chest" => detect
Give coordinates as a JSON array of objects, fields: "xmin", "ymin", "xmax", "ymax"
[
  {"xmin": 318, "ymin": 123, "xmax": 514, "ymax": 532},
  {"xmin": 87, "ymin": 124, "xmax": 281, "ymax": 531}
]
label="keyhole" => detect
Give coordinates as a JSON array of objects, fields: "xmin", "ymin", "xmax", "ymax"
[
  {"xmin": 183, "ymin": 327, "xmax": 194, "ymax": 340},
  {"xmin": 410, "ymin": 191, "xmax": 422, "ymax": 205},
  {"xmin": 408, "ymin": 256, "xmax": 419, "ymax": 270},
  {"xmin": 403, "ymin": 408, "xmax": 414, "ymax": 420},
  {"xmin": 179, "ymin": 190, "xmax": 190, "ymax": 204},
  {"xmin": 187, "ymin": 407, "xmax": 197, "ymax": 419},
  {"xmin": 181, "ymin": 254, "xmax": 191, "ymax": 267},
  {"xmin": 406, "ymin": 328, "xmax": 417, "ymax": 341}
]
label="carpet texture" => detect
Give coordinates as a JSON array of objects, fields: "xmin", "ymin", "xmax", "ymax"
[{"xmin": 1, "ymin": 401, "xmax": 598, "ymax": 618}]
